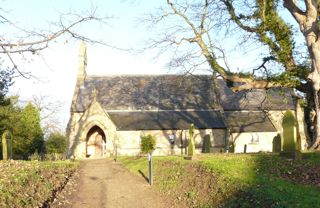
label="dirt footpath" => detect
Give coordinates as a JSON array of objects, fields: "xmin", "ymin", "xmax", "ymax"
[{"xmin": 51, "ymin": 159, "xmax": 169, "ymax": 208}]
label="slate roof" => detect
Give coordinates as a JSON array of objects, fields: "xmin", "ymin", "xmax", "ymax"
[
  {"xmin": 108, "ymin": 110, "xmax": 226, "ymax": 131},
  {"xmin": 71, "ymin": 75, "xmax": 293, "ymax": 132},
  {"xmin": 72, "ymin": 75, "xmax": 295, "ymax": 112},
  {"xmin": 225, "ymin": 111, "xmax": 276, "ymax": 132}
]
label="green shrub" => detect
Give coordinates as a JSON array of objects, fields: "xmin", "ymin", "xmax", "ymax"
[
  {"xmin": 15, "ymin": 102, "xmax": 44, "ymax": 158},
  {"xmin": 140, "ymin": 134, "xmax": 156, "ymax": 154},
  {"xmin": 204, "ymin": 134, "xmax": 211, "ymax": 153},
  {"xmin": 45, "ymin": 132, "xmax": 67, "ymax": 154}
]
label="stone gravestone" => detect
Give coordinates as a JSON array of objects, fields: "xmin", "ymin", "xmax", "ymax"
[
  {"xmin": 2, "ymin": 130, "xmax": 12, "ymax": 160},
  {"xmin": 280, "ymin": 110, "xmax": 300, "ymax": 159},
  {"xmin": 185, "ymin": 124, "xmax": 195, "ymax": 160},
  {"xmin": 188, "ymin": 124, "xmax": 195, "ymax": 157},
  {"xmin": 203, "ymin": 134, "xmax": 211, "ymax": 153},
  {"xmin": 272, "ymin": 134, "xmax": 281, "ymax": 153}
]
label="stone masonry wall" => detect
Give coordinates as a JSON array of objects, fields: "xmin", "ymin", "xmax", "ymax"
[
  {"xmin": 231, "ymin": 132, "xmax": 278, "ymax": 153},
  {"xmin": 115, "ymin": 128, "xmax": 226, "ymax": 156},
  {"xmin": 67, "ymin": 100, "xmax": 118, "ymax": 159}
]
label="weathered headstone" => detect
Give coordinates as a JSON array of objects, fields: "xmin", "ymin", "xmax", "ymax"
[
  {"xmin": 272, "ymin": 134, "xmax": 281, "ymax": 153},
  {"xmin": 281, "ymin": 110, "xmax": 300, "ymax": 159},
  {"xmin": 185, "ymin": 124, "xmax": 195, "ymax": 160},
  {"xmin": 2, "ymin": 130, "xmax": 12, "ymax": 160},
  {"xmin": 2, "ymin": 132, "xmax": 7, "ymax": 160},
  {"xmin": 204, "ymin": 134, "xmax": 211, "ymax": 153}
]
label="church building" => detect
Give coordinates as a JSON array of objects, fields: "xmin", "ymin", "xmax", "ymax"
[{"xmin": 66, "ymin": 43, "xmax": 307, "ymax": 159}]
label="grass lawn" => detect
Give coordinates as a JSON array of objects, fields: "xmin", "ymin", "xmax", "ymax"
[
  {"xmin": 0, "ymin": 160, "xmax": 78, "ymax": 207},
  {"xmin": 119, "ymin": 152, "xmax": 320, "ymax": 208}
]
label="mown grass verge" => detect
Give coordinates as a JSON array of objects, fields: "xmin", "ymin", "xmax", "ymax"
[
  {"xmin": 119, "ymin": 153, "xmax": 320, "ymax": 208},
  {"xmin": 0, "ymin": 160, "xmax": 79, "ymax": 208}
]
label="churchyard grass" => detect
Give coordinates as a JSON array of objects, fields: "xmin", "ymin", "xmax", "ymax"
[{"xmin": 119, "ymin": 153, "xmax": 320, "ymax": 207}]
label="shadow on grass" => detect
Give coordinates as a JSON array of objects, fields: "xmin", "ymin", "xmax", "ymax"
[
  {"xmin": 138, "ymin": 170, "xmax": 149, "ymax": 183},
  {"xmin": 219, "ymin": 153, "xmax": 320, "ymax": 208},
  {"xmin": 122, "ymin": 153, "xmax": 320, "ymax": 207}
]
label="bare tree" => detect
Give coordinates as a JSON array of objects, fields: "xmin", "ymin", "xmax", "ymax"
[
  {"xmin": 31, "ymin": 95, "xmax": 64, "ymax": 136},
  {"xmin": 0, "ymin": 6, "xmax": 115, "ymax": 136},
  {"xmin": 0, "ymin": 8, "xmax": 113, "ymax": 78},
  {"xmin": 146, "ymin": 0, "xmax": 320, "ymax": 149}
]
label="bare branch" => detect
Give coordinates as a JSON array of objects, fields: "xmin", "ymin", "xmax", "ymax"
[
  {"xmin": 0, "ymin": 15, "xmax": 99, "ymax": 53},
  {"xmin": 1, "ymin": 46, "xmax": 31, "ymax": 79},
  {"xmin": 283, "ymin": 0, "xmax": 306, "ymax": 25},
  {"xmin": 222, "ymin": 0, "xmax": 258, "ymax": 33},
  {"xmin": 167, "ymin": 0, "xmax": 199, "ymax": 35},
  {"xmin": 200, "ymin": 0, "xmax": 209, "ymax": 34}
]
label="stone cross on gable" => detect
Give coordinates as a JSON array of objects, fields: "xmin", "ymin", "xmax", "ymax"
[{"xmin": 92, "ymin": 87, "xmax": 98, "ymax": 102}]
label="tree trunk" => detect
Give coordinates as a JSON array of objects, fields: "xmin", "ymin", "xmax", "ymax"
[
  {"xmin": 310, "ymin": 88, "xmax": 320, "ymax": 149},
  {"xmin": 303, "ymin": 12, "xmax": 320, "ymax": 149},
  {"xmin": 308, "ymin": 41, "xmax": 320, "ymax": 149}
]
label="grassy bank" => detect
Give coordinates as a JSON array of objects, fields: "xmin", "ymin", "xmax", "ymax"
[
  {"xmin": 0, "ymin": 160, "xmax": 78, "ymax": 207},
  {"xmin": 119, "ymin": 153, "xmax": 320, "ymax": 207}
]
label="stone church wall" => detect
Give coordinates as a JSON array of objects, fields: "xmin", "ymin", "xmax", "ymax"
[
  {"xmin": 231, "ymin": 132, "xmax": 278, "ymax": 153},
  {"xmin": 115, "ymin": 128, "xmax": 226, "ymax": 156},
  {"xmin": 67, "ymin": 100, "xmax": 118, "ymax": 159},
  {"xmin": 68, "ymin": 108, "xmax": 308, "ymax": 157}
]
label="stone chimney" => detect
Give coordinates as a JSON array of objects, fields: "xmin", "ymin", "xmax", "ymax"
[{"xmin": 77, "ymin": 41, "xmax": 87, "ymax": 86}]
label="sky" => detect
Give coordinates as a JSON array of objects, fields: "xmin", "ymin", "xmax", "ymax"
[
  {"xmin": 1, "ymin": 0, "xmax": 303, "ymax": 132},
  {"xmin": 2, "ymin": 0, "xmax": 172, "ymax": 131}
]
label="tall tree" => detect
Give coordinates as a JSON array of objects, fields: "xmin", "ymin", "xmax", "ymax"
[
  {"xmin": 13, "ymin": 102, "xmax": 44, "ymax": 158},
  {"xmin": 148, "ymin": 0, "xmax": 320, "ymax": 149},
  {"xmin": 0, "ymin": 96, "xmax": 19, "ymax": 158},
  {"xmin": 31, "ymin": 95, "xmax": 64, "ymax": 135}
]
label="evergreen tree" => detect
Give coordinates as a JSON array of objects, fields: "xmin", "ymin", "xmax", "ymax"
[
  {"xmin": 0, "ymin": 68, "xmax": 13, "ymax": 106},
  {"xmin": 46, "ymin": 132, "xmax": 67, "ymax": 154},
  {"xmin": 0, "ymin": 97, "xmax": 20, "ymax": 159},
  {"xmin": 13, "ymin": 102, "xmax": 44, "ymax": 158}
]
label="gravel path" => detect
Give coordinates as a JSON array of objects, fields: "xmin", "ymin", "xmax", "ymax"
[{"xmin": 51, "ymin": 159, "xmax": 168, "ymax": 208}]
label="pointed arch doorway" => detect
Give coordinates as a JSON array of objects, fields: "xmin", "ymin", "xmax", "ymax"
[{"xmin": 86, "ymin": 125, "xmax": 106, "ymax": 158}]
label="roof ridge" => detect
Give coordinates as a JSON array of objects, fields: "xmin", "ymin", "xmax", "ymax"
[
  {"xmin": 86, "ymin": 74, "xmax": 212, "ymax": 78},
  {"xmin": 105, "ymin": 109, "xmax": 222, "ymax": 112}
]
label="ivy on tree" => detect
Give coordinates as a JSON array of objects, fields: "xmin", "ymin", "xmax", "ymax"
[{"xmin": 149, "ymin": 0, "xmax": 320, "ymax": 149}]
